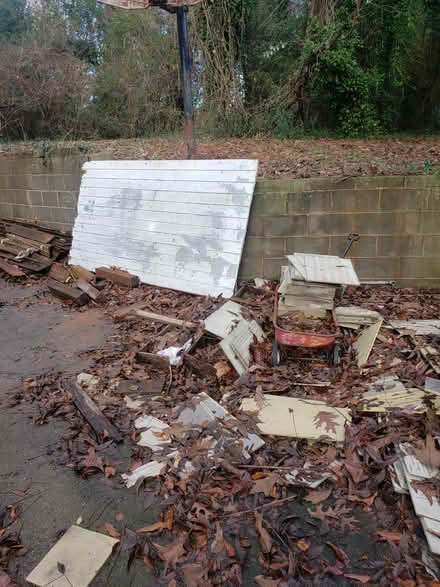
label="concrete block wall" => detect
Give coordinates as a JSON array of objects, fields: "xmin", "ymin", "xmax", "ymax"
[
  {"xmin": 240, "ymin": 176, "xmax": 440, "ymax": 287},
  {"xmin": 0, "ymin": 155, "xmax": 439, "ymax": 286},
  {"xmin": 0, "ymin": 156, "xmax": 83, "ymax": 233}
]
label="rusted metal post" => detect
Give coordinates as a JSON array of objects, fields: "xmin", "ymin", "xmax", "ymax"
[{"xmin": 176, "ymin": 6, "xmax": 194, "ymax": 159}]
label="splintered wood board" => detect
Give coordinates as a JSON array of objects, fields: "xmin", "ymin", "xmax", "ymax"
[
  {"xmin": 241, "ymin": 395, "xmax": 350, "ymax": 442},
  {"xmin": 220, "ymin": 319, "xmax": 265, "ymax": 375},
  {"xmin": 287, "ymin": 253, "xmax": 360, "ymax": 286},
  {"xmin": 353, "ymin": 319, "xmax": 383, "ymax": 366},
  {"xmin": 70, "ymin": 160, "xmax": 258, "ymax": 297}
]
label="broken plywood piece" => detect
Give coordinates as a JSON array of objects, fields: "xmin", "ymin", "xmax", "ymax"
[
  {"xmin": 362, "ymin": 388, "xmax": 440, "ymax": 413},
  {"xmin": 401, "ymin": 454, "xmax": 440, "ymax": 522},
  {"xmin": 286, "ymin": 461, "xmax": 337, "ymax": 488},
  {"xmin": 6, "ymin": 222, "xmax": 54, "ymax": 244},
  {"xmin": 26, "ymin": 525, "xmax": 118, "ymax": 587},
  {"xmin": 241, "ymin": 395, "xmax": 350, "ymax": 442},
  {"xmin": 48, "ymin": 262, "xmax": 70, "ymax": 283},
  {"xmin": 390, "ymin": 320, "xmax": 440, "ymax": 336},
  {"xmin": 48, "ymin": 280, "xmax": 89, "ymax": 306},
  {"xmin": 220, "ymin": 319, "xmax": 265, "ymax": 375},
  {"xmin": 421, "ymin": 517, "xmax": 440, "ymax": 555},
  {"xmin": 287, "ymin": 253, "xmax": 360, "ymax": 286},
  {"xmin": 75, "ymin": 280, "xmax": 101, "ymax": 301},
  {"xmin": 70, "ymin": 264, "xmax": 95, "ymax": 283},
  {"xmin": 177, "ymin": 392, "xmax": 264, "ymax": 456},
  {"xmin": 121, "ymin": 461, "xmax": 166, "ymax": 488},
  {"xmin": 335, "ymin": 306, "xmax": 383, "ymax": 329},
  {"xmin": 353, "ymin": 319, "xmax": 383, "ymax": 367},
  {"xmin": 204, "ymin": 300, "xmax": 244, "ymax": 339},
  {"xmin": 135, "ymin": 415, "xmax": 171, "ymax": 451},
  {"xmin": 0, "ymin": 258, "xmax": 25, "ymax": 277}
]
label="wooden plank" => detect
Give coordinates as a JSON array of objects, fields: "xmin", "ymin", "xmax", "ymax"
[
  {"xmin": 6, "ymin": 234, "xmax": 52, "ymax": 257},
  {"xmin": 85, "ymin": 160, "xmax": 258, "ymax": 171},
  {"xmin": 220, "ymin": 319, "xmax": 265, "ymax": 375},
  {"xmin": 5, "ymin": 223, "xmax": 54, "ymax": 244},
  {"xmin": 65, "ymin": 380, "xmax": 122, "ymax": 443},
  {"xmin": 241, "ymin": 395, "xmax": 350, "ymax": 442},
  {"xmin": 48, "ymin": 262, "xmax": 70, "ymax": 283},
  {"xmin": 135, "ymin": 351, "xmax": 170, "ymax": 371},
  {"xmin": 48, "ymin": 280, "xmax": 89, "ymax": 306},
  {"xmin": 84, "ymin": 169, "xmax": 257, "ymax": 184},
  {"xmin": 353, "ymin": 320, "xmax": 383, "ymax": 367},
  {"xmin": 75, "ymin": 280, "xmax": 101, "ymax": 301},
  {"xmin": 113, "ymin": 300, "xmax": 150, "ymax": 320},
  {"xmin": 287, "ymin": 253, "xmax": 360, "ymax": 286},
  {"xmin": 134, "ymin": 309, "xmax": 197, "ymax": 328},
  {"xmin": 0, "ymin": 258, "xmax": 25, "ymax": 277},
  {"xmin": 204, "ymin": 301, "xmax": 243, "ymax": 339},
  {"xmin": 70, "ymin": 264, "xmax": 94, "ymax": 282},
  {"xmin": 81, "ymin": 177, "xmax": 255, "ymax": 195},
  {"xmin": 95, "ymin": 266, "xmax": 139, "ymax": 287}
]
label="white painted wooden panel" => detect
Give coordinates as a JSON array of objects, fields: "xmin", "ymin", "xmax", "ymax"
[
  {"xmin": 81, "ymin": 188, "xmax": 252, "ymax": 207},
  {"xmin": 70, "ymin": 159, "xmax": 258, "ymax": 297},
  {"xmin": 86, "ymin": 160, "xmax": 258, "ymax": 171}
]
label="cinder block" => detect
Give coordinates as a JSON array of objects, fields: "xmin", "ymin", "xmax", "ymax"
[
  {"xmin": 287, "ymin": 193, "xmax": 308, "ymax": 214},
  {"xmin": 239, "ymin": 256, "xmax": 263, "ymax": 279},
  {"xmin": 242, "ymin": 237, "xmax": 264, "ymax": 258},
  {"xmin": 332, "ymin": 189, "xmax": 379, "ymax": 212},
  {"xmin": 308, "ymin": 191, "xmax": 332, "ymax": 213},
  {"xmin": 247, "ymin": 214, "xmax": 264, "ymax": 237},
  {"xmin": 32, "ymin": 206, "xmax": 53, "ymax": 222},
  {"xmin": 0, "ymin": 203, "xmax": 13, "ymax": 217},
  {"xmin": 256, "ymin": 179, "xmax": 305, "ymax": 193},
  {"xmin": 51, "ymin": 207, "xmax": 76, "ymax": 224},
  {"xmin": 41, "ymin": 191, "xmax": 59, "ymax": 207},
  {"xmin": 255, "ymin": 193, "xmax": 287, "ymax": 216},
  {"xmin": 353, "ymin": 212, "xmax": 422, "ymax": 235},
  {"xmin": 355, "ymin": 176, "xmax": 405, "ymax": 189},
  {"xmin": 263, "ymin": 238, "xmax": 285, "ymax": 257},
  {"xmin": 63, "ymin": 174, "xmax": 81, "ymax": 191},
  {"xmin": 423, "ymin": 212, "xmax": 440, "ymax": 234},
  {"xmin": 264, "ymin": 215, "xmax": 307, "ymax": 237},
  {"xmin": 397, "ymin": 278, "xmax": 440, "ymax": 288},
  {"xmin": 286, "ymin": 236, "xmax": 330, "ymax": 255},
  {"xmin": 37, "ymin": 175, "xmax": 66, "ymax": 191},
  {"xmin": 406, "ymin": 176, "xmax": 440, "ymax": 188},
  {"xmin": 380, "ymin": 189, "xmax": 426, "ymax": 211},
  {"xmin": 26, "ymin": 191, "xmax": 42, "ymax": 206},
  {"xmin": 353, "ymin": 257, "xmax": 401, "ymax": 279},
  {"xmin": 0, "ymin": 176, "xmax": 10, "ymax": 189},
  {"xmin": 329, "ymin": 235, "xmax": 377, "ymax": 257},
  {"xmin": 43, "ymin": 157, "xmax": 84, "ymax": 175},
  {"xmin": 58, "ymin": 191, "xmax": 76, "ymax": 208},
  {"xmin": 0, "ymin": 189, "xmax": 21, "ymax": 204},
  {"xmin": 8, "ymin": 175, "xmax": 32, "ymax": 190},
  {"xmin": 400, "ymin": 257, "xmax": 440, "ymax": 279},
  {"xmin": 377, "ymin": 235, "xmax": 423, "ymax": 257},
  {"xmin": 428, "ymin": 188, "xmax": 440, "ymax": 210},
  {"xmin": 308, "ymin": 213, "xmax": 354, "ymax": 236},
  {"xmin": 262, "ymin": 257, "xmax": 285, "ymax": 279},
  {"xmin": 424, "ymin": 236, "xmax": 440, "ymax": 256}
]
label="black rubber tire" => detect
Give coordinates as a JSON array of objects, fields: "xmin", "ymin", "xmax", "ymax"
[{"xmin": 272, "ymin": 341, "xmax": 281, "ymax": 367}]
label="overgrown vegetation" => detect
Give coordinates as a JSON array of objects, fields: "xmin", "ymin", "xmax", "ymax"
[{"xmin": 0, "ymin": 0, "xmax": 439, "ymax": 141}]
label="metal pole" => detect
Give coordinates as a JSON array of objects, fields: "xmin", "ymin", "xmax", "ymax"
[{"xmin": 176, "ymin": 6, "xmax": 194, "ymax": 159}]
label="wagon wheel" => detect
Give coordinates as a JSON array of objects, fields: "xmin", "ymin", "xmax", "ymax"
[{"xmin": 272, "ymin": 341, "xmax": 281, "ymax": 367}]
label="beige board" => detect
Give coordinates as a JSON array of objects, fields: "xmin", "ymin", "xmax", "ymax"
[
  {"xmin": 362, "ymin": 379, "xmax": 440, "ymax": 413},
  {"xmin": 353, "ymin": 319, "xmax": 383, "ymax": 366},
  {"xmin": 220, "ymin": 319, "xmax": 265, "ymax": 375},
  {"xmin": 241, "ymin": 395, "xmax": 350, "ymax": 442},
  {"xmin": 204, "ymin": 301, "xmax": 244, "ymax": 339},
  {"xmin": 26, "ymin": 526, "xmax": 118, "ymax": 587}
]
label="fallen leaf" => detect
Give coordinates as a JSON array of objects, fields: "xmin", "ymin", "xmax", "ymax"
[
  {"xmin": 6, "ymin": 505, "xmax": 18, "ymax": 523},
  {"xmin": 296, "ymin": 539, "xmax": 310, "ymax": 552},
  {"xmin": 182, "ymin": 563, "xmax": 208, "ymax": 586},
  {"xmin": 143, "ymin": 555, "xmax": 154, "ymax": 570},
  {"xmin": 347, "ymin": 491, "xmax": 377, "ymax": 511},
  {"xmin": 313, "ymin": 411, "xmax": 339, "ymax": 435},
  {"xmin": 376, "ymin": 530, "xmax": 403, "ymax": 541},
  {"xmin": 250, "ymin": 473, "xmax": 280, "ymax": 498},
  {"xmin": 104, "ymin": 464, "xmax": 116, "ymax": 478},
  {"xmin": 82, "ymin": 447, "xmax": 104, "ymax": 472},
  {"xmin": 255, "ymin": 512, "xmax": 272, "ymax": 554},
  {"xmin": 153, "ymin": 535, "xmax": 187, "ymax": 569},
  {"xmin": 255, "ymin": 577, "xmax": 281, "ymax": 587},
  {"xmin": 97, "ymin": 523, "xmax": 120, "ymax": 538},
  {"xmin": 327, "ymin": 542, "xmax": 350, "ymax": 567},
  {"xmin": 345, "ymin": 574, "xmax": 371, "ymax": 584},
  {"xmin": 57, "ymin": 562, "xmax": 66, "ymax": 575},
  {"xmin": 304, "ymin": 488, "xmax": 332, "ymax": 504},
  {"xmin": 412, "ymin": 434, "xmax": 440, "ymax": 469},
  {"xmin": 116, "ymin": 512, "xmax": 125, "ymax": 521},
  {"xmin": 215, "ymin": 361, "xmax": 231, "ymax": 378},
  {"xmin": 211, "ymin": 521, "xmax": 235, "ymax": 557},
  {"xmin": 137, "ymin": 508, "xmax": 173, "ymax": 534},
  {"xmin": 0, "ymin": 570, "xmax": 16, "ymax": 587}
]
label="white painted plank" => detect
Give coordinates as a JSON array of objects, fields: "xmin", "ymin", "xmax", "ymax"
[
  {"xmin": 79, "ymin": 197, "xmax": 250, "ymax": 218},
  {"xmin": 220, "ymin": 319, "xmax": 265, "ymax": 375},
  {"xmin": 71, "ymin": 159, "xmax": 258, "ymax": 297},
  {"xmin": 287, "ymin": 253, "xmax": 360, "ymax": 286},
  {"xmin": 85, "ymin": 159, "xmax": 258, "ymax": 171},
  {"xmin": 204, "ymin": 301, "xmax": 244, "ymax": 339},
  {"xmin": 353, "ymin": 320, "xmax": 383, "ymax": 366},
  {"xmin": 81, "ymin": 187, "xmax": 252, "ymax": 207},
  {"xmin": 82, "ymin": 177, "xmax": 254, "ymax": 195},
  {"xmin": 84, "ymin": 169, "xmax": 256, "ymax": 183},
  {"xmin": 390, "ymin": 320, "xmax": 440, "ymax": 336},
  {"xmin": 77, "ymin": 204, "xmax": 247, "ymax": 230}
]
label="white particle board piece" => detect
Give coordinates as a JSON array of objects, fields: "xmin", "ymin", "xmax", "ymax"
[
  {"xmin": 391, "ymin": 459, "xmax": 409, "ymax": 494},
  {"xmin": 26, "ymin": 525, "xmax": 118, "ymax": 587},
  {"xmin": 401, "ymin": 455, "xmax": 440, "ymax": 522},
  {"xmin": 390, "ymin": 320, "xmax": 440, "ymax": 336},
  {"xmin": 421, "ymin": 517, "xmax": 440, "ymax": 555},
  {"xmin": 287, "ymin": 253, "xmax": 360, "ymax": 286},
  {"xmin": 220, "ymin": 319, "xmax": 265, "ymax": 375},
  {"xmin": 362, "ymin": 387, "xmax": 440, "ymax": 413},
  {"xmin": 364, "ymin": 376, "xmax": 407, "ymax": 398},
  {"xmin": 176, "ymin": 392, "xmax": 264, "ymax": 455},
  {"xmin": 204, "ymin": 301, "xmax": 244, "ymax": 339},
  {"xmin": 241, "ymin": 395, "xmax": 350, "ymax": 442},
  {"xmin": 426, "ymin": 378, "xmax": 440, "ymax": 393},
  {"xmin": 335, "ymin": 306, "xmax": 383, "ymax": 329},
  {"xmin": 135, "ymin": 415, "xmax": 170, "ymax": 451},
  {"xmin": 353, "ymin": 319, "xmax": 383, "ymax": 367},
  {"xmin": 121, "ymin": 460, "xmax": 166, "ymax": 488},
  {"xmin": 70, "ymin": 159, "xmax": 259, "ymax": 298}
]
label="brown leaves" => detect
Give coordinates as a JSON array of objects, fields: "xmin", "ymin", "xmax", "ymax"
[
  {"xmin": 182, "ymin": 563, "xmax": 208, "ymax": 586},
  {"xmin": 308, "ymin": 503, "xmax": 358, "ymax": 531},
  {"xmin": 347, "ymin": 491, "xmax": 377, "ymax": 512},
  {"xmin": 411, "ymin": 479, "xmax": 439, "ymax": 504},
  {"xmin": 376, "ymin": 530, "xmax": 403, "ymax": 542},
  {"xmin": 304, "ymin": 487, "xmax": 332, "ymax": 504},
  {"xmin": 211, "ymin": 522, "xmax": 235, "ymax": 558},
  {"xmin": 255, "ymin": 513, "xmax": 272, "ymax": 554},
  {"xmin": 153, "ymin": 534, "xmax": 187, "ymax": 569},
  {"xmin": 137, "ymin": 508, "xmax": 174, "ymax": 533},
  {"xmin": 81, "ymin": 447, "xmax": 104, "ymax": 472},
  {"xmin": 104, "ymin": 464, "xmax": 116, "ymax": 478},
  {"xmin": 326, "ymin": 542, "xmax": 350, "ymax": 567},
  {"xmin": 250, "ymin": 473, "xmax": 280, "ymax": 498},
  {"xmin": 0, "ymin": 570, "xmax": 16, "ymax": 587},
  {"xmin": 412, "ymin": 434, "xmax": 440, "ymax": 469},
  {"xmin": 344, "ymin": 574, "xmax": 371, "ymax": 584},
  {"xmin": 313, "ymin": 411, "xmax": 339, "ymax": 435},
  {"xmin": 255, "ymin": 577, "xmax": 281, "ymax": 587},
  {"xmin": 96, "ymin": 523, "xmax": 120, "ymax": 539}
]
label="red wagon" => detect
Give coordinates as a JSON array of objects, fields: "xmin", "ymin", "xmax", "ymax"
[{"xmin": 272, "ymin": 285, "xmax": 341, "ymax": 367}]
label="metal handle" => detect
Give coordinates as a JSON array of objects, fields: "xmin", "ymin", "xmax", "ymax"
[{"xmin": 342, "ymin": 233, "xmax": 360, "ymax": 258}]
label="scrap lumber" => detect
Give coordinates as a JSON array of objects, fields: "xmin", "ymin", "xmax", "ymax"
[
  {"xmin": 70, "ymin": 264, "xmax": 94, "ymax": 282},
  {"xmin": 113, "ymin": 300, "xmax": 150, "ymax": 320},
  {"xmin": 5, "ymin": 222, "xmax": 54, "ymax": 244},
  {"xmin": 134, "ymin": 309, "xmax": 197, "ymax": 329},
  {"xmin": 96, "ymin": 266, "xmax": 139, "ymax": 288},
  {"xmin": 6, "ymin": 234, "xmax": 52, "ymax": 257},
  {"xmin": 0, "ymin": 258, "xmax": 25, "ymax": 277},
  {"xmin": 75, "ymin": 280, "xmax": 101, "ymax": 301},
  {"xmin": 183, "ymin": 354, "xmax": 217, "ymax": 377},
  {"xmin": 390, "ymin": 320, "xmax": 440, "ymax": 336},
  {"xmin": 220, "ymin": 319, "xmax": 265, "ymax": 375},
  {"xmin": 135, "ymin": 351, "xmax": 170, "ymax": 371},
  {"xmin": 204, "ymin": 301, "xmax": 244, "ymax": 339},
  {"xmin": 353, "ymin": 319, "xmax": 383, "ymax": 367},
  {"xmin": 65, "ymin": 381, "xmax": 122, "ymax": 443},
  {"xmin": 48, "ymin": 262, "xmax": 70, "ymax": 283},
  {"xmin": 48, "ymin": 279, "xmax": 89, "ymax": 306}
]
